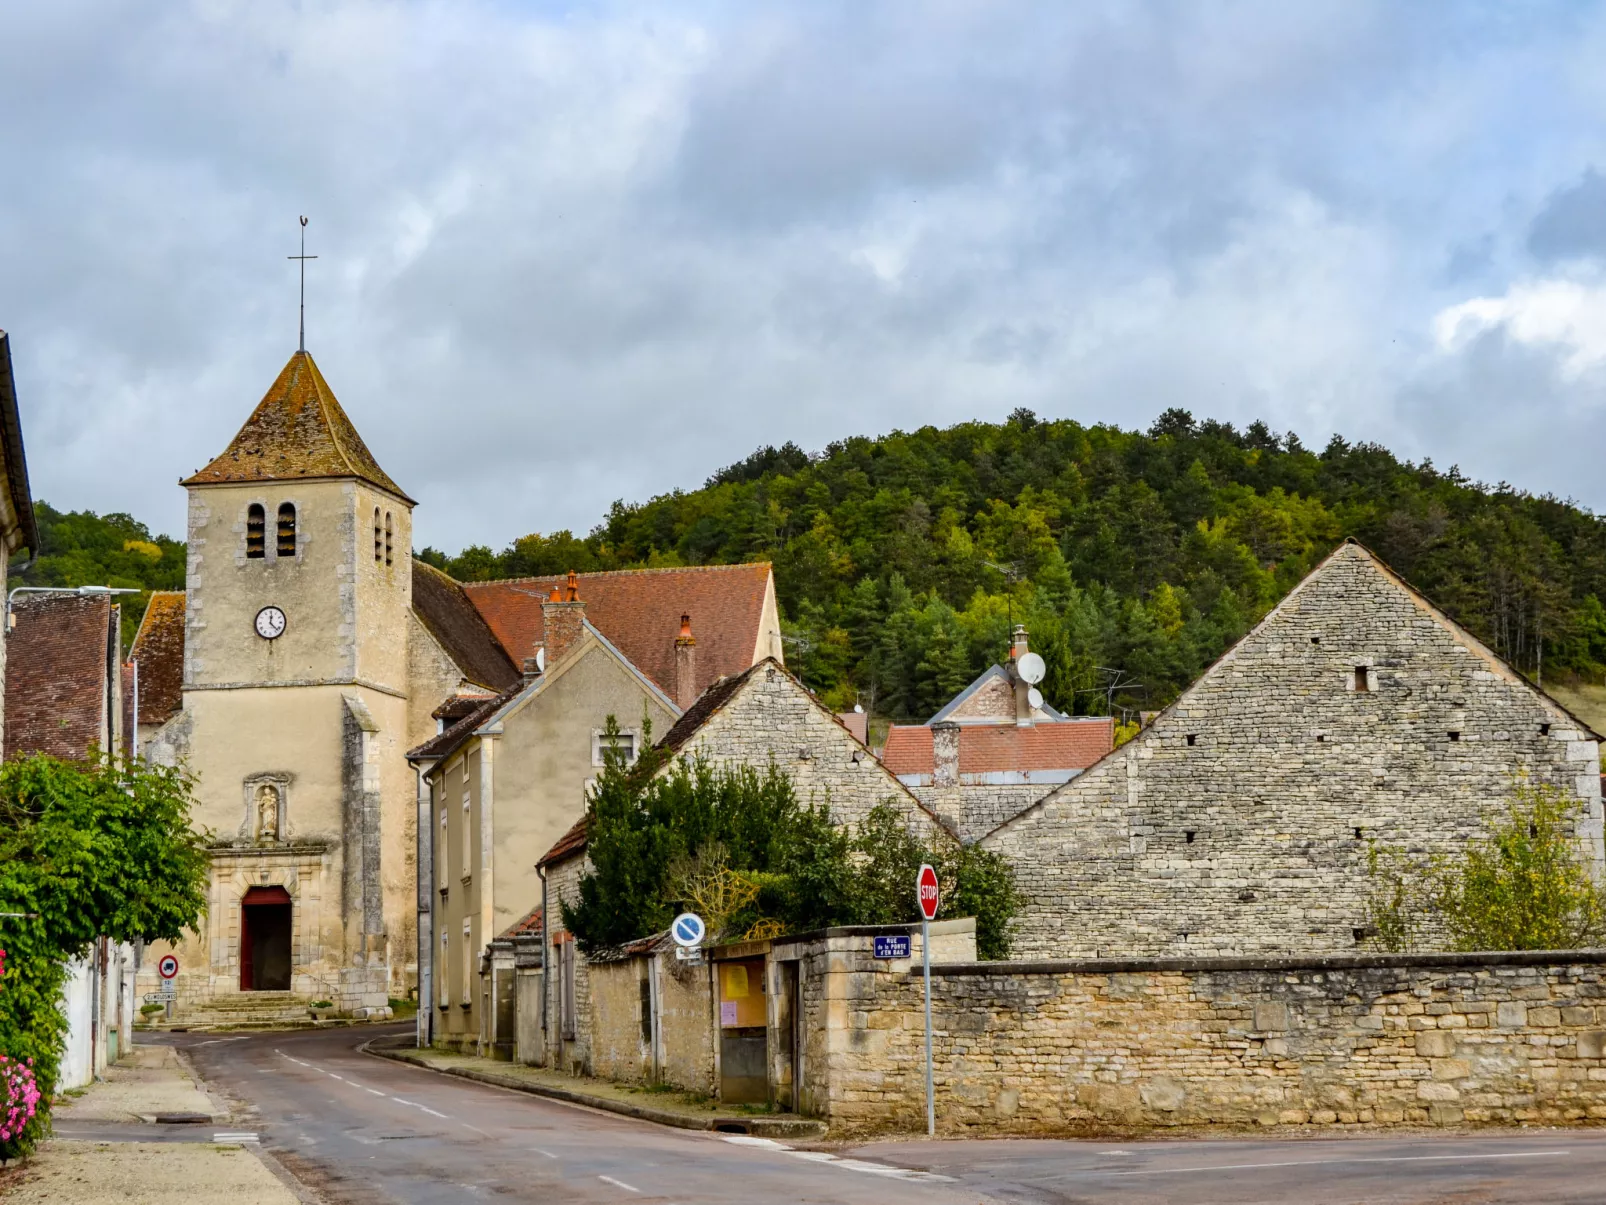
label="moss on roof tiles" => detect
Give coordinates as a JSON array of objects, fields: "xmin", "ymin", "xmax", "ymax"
[{"xmin": 183, "ymin": 350, "xmax": 412, "ymax": 502}]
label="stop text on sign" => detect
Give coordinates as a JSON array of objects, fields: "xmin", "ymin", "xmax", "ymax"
[{"xmin": 917, "ymin": 863, "xmax": 940, "ymax": 921}]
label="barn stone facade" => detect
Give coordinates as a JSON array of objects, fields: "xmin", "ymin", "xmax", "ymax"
[{"xmin": 982, "ymin": 541, "xmax": 1606, "ymax": 959}]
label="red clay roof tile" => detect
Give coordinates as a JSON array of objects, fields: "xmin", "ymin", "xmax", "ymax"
[
  {"xmin": 881, "ymin": 720, "xmax": 1114, "ymax": 776},
  {"xmin": 462, "ymin": 564, "xmax": 772, "ymax": 700}
]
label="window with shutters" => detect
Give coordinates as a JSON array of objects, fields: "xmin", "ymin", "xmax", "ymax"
[
  {"xmin": 246, "ymin": 504, "xmax": 266, "ymax": 558},
  {"xmin": 461, "ymin": 768, "xmax": 473, "ymax": 879},
  {"xmin": 373, "ymin": 507, "xmax": 383, "ymax": 562},
  {"xmin": 384, "ymin": 512, "xmax": 394, "ymax": 566},
  {"xmin": 276, "ymin": 503, "xmax": 296, "ymax": 557},
  {"xmin": 461, "ymin": 922, "xmax": 473, "ymax": 1005}
]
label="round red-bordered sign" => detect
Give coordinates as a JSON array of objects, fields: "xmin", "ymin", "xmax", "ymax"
[
  {"xmin": 917, "ymin": 863, "xmax": 940, "ymax": 922},
  {"xmin": 158, "ymin": 955, "xmax": 179, "ymax": 980}
]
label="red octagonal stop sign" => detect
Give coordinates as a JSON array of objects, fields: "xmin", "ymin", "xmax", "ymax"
[{"xmin": 917, "ymin": 863, "xmax": 940, "ymax": 921}]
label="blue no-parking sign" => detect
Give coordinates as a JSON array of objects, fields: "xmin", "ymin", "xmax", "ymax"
[{"xmin": 671, "ymin": 912, "xmax": 705, "ymax": 948}]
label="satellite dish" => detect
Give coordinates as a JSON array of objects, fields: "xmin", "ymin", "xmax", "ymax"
[
  {"xmin": 1017, "ymin": 651, "xmax": 1046, "ymax": 685},
  {"xmin": 535, "ymin": 647, "xmax": 546, "ymax": 672},
  {"xmin": 1028, "ymin": 687, "xmax": 1044, "ymax": 711}
]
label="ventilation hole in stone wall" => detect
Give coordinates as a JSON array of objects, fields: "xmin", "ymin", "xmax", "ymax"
[
  {"xmin": 1530, "ymin": 823, "xmax": 1539, "ymax": 838},
  {"xmin": 1238, "ymin": 890, "xmax": 1257, "ymax": 902},
  {"xmin": 1448, "ymin": 731, "xmax": 1460, "ymax": 742},
  {"xmin": 1354, "ymin": 666, "xmax": 1370, "ymax": 692},
  {"xmin": 1186, "ymin": 734, "xmax": 1196, "ymax": 746},
  {"xmin": 1540, "ymin": 723, "xmax": 1551, "ymax": 736},
  {"xmin": 1352, "ymin": 926, "xmax": 1374, "ymax": 943},
  {"xmin": 1354, "ymin": 827, "xmax": 1363, "ymax": 839},
  {"xmin": 1184, "ymin": 830, "xmax": 1196, "ymax": 844},
  {"xmin": 1311, "ymin": 636, "xmax": 1321, "ymax": 645},
  {"xmin": 1316, "ymin": 734, "xmax": 1326, "ymax": 743}
]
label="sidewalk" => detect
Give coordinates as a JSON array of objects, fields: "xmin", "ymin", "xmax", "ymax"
[
  {"xmin": 368, "ymin": 1040, "xmax": 827, "ymax": 1139},
  {"xmin": 0, "ymin": 1044, "xmax": 302, "ymax": 1205}
]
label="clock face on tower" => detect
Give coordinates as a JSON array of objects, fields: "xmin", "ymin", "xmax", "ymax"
[{"xmin": 254, "ymin": 606, "xmax": 287, "ymax": 640}]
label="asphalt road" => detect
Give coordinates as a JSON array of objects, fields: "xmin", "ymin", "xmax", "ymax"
[{"xmin": 152, "ymin": 1024, "xmax": 1606, "ymax": 1204}]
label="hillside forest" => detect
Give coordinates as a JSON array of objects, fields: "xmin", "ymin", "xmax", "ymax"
[{"xmin": 21, "ymin": 409, "xmax": 1606, "ymax": 724}]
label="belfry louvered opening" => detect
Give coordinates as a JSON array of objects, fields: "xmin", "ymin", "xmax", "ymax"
[
  {"xmin": 246, "ymin": 504, "xmax": 266, "ymax": 558},
  {"xmin": 277, "ymin": 503, "xmax": 297, "ymax": 557}
]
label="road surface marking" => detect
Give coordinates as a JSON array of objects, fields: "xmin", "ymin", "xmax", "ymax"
[
  {"xmin": 195, "ymin": 1037, "xmax": 250, "ymax": 1046},
  {"xmin": 1103, "ymin": 1149, "xmax": 1571, "ymax": 1178},
  {"xmin": 534, "ymin": 1148, "xmax": 558, "ymax": 1159},
  {"xmin": 720, "ymin": 1136, "xmax": 787, "ymax": 1149},
  {"xmin": 213, "ymin": 1132, "xmax": 259, "ymax": 1145},
  {"xmin": 367, "ymin": 1088, "xmax": 387, "ymax": 1097},
  {"xmin": 460, "ymin": 1123, "xmax": 489, "ymax": 1135},
  {"xmin": 720, "ymin": 1138, "xmax": 951, "ymax": 1183},
  {"xmin": 599, "ymin": 1175, "xmax": 641, "ymax": 1192}
]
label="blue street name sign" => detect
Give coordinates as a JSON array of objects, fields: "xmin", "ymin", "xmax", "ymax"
[{"xmin": 873, "ymin": 934, "xmax": 911, "ymax": 959}]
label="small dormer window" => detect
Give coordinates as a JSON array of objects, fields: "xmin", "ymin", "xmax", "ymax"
[
  {"xmin": 373, "ymin": 507, "xmax": 383, "ymax": 562},
  {"xmin": 384, "ymin": 512, "xmax": 394, "ymax": 566},
  {"xmin": 246, "ymin": 504, "xmax": 266, "ymax": 559},
  {"xmin": 276, "ymin": 503, "xmax": 297, "ymax": 557}
]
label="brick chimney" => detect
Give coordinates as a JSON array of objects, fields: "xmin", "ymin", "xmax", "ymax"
[
  {"xmin": 674, "ymin": 614, "xmax": 698, "ymax": 710},
  {"xmin": 541, "ymin": 570, "xmax": 585, "ymax": 669},
  {"xmin": 932, "ymin": 721, "xmax": 961, "ymax": 787}
]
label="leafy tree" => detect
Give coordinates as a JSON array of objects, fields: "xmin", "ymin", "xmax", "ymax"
[
  {"xmin": 1363, "ymin": 780, "xmax": 1606, "ymax": 952},
  {"xmin": 0, "ymin": 754, "xmax": 210, "ymax": 1157},
  {"xmin": 562, "ymin": 726, "xmax": 1022, "ymax": 957}
]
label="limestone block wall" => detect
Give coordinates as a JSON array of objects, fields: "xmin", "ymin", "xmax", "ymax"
[
  {"xmin": 588, "ymin": 958, "xmax": 651, "ymax": 1084},
  {"xmin": 543, "ymin": 853, "xmax": 596, "ymax": 1074},
  {"xmin": 812, "ymin": 949, "xmax": 1606, "ymax": 1136},
  {"xmin": 680, "ymin": 666, "xmax": 951, "ymax": 840},
  {"xmin": 657, "ymin": 953, "xmax": 716, "ymax": 1095},
  {"xmin": 914, "ymin": 783, "xmax": 1049, "ymax": 844},
  {"xmin": 984, "ymin": 544, "xmax": 1606, "ymax": 958}
]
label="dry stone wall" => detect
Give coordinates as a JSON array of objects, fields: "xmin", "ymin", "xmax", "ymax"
[
  {"xmin": 983, "ymin": 543, "xmax": 1605, "ymax": 958},
  {"xmin": 812, "ymin": 946, "xmax": 1606, "ymax": 1136}
]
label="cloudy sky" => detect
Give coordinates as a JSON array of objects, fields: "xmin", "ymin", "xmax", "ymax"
[{"xmin": 5, "ymin": 1, "xmax": 1606, "ymax": 551}]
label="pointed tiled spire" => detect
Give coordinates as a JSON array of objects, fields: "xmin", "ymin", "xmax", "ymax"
[{"xmin": 183, "ymin": 351, "xmax": 412, "ymax": 502}]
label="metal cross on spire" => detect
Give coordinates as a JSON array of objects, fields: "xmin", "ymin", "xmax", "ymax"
[{"xmin": 288, "ymin": 216, "xmax": 317, "ymax": 353}]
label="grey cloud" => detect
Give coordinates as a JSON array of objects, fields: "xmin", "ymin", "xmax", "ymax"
[{"xmin": 1528, "ymin": 168, "xmax": 1606, "ymax": 262}]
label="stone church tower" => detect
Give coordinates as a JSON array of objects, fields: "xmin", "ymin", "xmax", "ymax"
[{"xmin": 147, "ymin": 350, "xmax": 415, "ymax": 1016}]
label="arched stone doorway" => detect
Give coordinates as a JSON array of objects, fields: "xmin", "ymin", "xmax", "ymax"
[{"xmin": 240, "ymin": 885, "xmax": 293, "ymax": 991}]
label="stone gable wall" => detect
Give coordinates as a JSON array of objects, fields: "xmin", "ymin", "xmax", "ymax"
[
  {"xmin": 914, "ymin": 783, "xmax": 1049, "ymax": 844},
  {"xmin": 543, "ymin": 853, "xmax": 596, "ymax": 1074},
  {"xmin": 809, "ymin": 948, "xmax": 1606, "ymax": 1136},
  {"xmin": 677, "ymin": 666, "xmax": 951, "ymax": 840},
  {"xmin": 982, "ymin": 545, "xmax": 1605, "ymax": 958}
]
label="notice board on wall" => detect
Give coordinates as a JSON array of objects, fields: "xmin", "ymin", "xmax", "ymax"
[{"xmin": 718, "ymin": 958, "xmax": 766, "ymax": 1028}]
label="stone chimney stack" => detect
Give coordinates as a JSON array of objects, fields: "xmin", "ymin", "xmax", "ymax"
[
  {"xmin": 521, "ymin": 655, "xmax": 542, "ymax": 683},
  {"xmin": 932, "ymin": 721, "xmax": 961, "ymax": 787},
  {"xmin": 1009, "ymin": 624, "xmax": 1032, "ymax": 728},
  {"xmin": 674, "ymin": 613, "xmax": 698, "ymax": 710},
  {"xmin": 541, "ymin": 570, "xmax": 586, "ymax": 669}
]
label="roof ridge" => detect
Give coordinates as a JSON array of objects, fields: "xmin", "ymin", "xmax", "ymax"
[{"xmin": 460, "ymin": 562, "xmax": 772, "ymax": 588}]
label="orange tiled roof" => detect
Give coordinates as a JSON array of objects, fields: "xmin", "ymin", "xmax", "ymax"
[
  {"xmin": 881, "ymin": 719, "xmax": 1114, "ymax": 777},
  {"xmin": 498, "ymin": 907, "xmax": 544, "ymax": 941},
  {"xmin": 537, "ymin": 815, "xmax": 589, "ymax": 868},
  {"xmin": 130, "ymin": 591, "xmax": 186, "ymax": 726},
  {"xmin": 462, "ymin": 564, "xmax": 772, "ymax": 700},
  {"xmin": 182, "ymin": 351, "xmax": 412, "ymax": 502},
  {"xmin": 5, "ymin": 595, "xmax": 117, "ymax": 760}
]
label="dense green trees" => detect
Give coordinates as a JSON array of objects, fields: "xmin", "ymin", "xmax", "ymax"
[
  {"xmin": 562, "ymin": 727, "xmax": 1021, "ymax": 958},
  {"xmin": 428, "ymin": 410, "xmax": 1606, "ymax": 720},
  {"xmin": 9, "ymin": 502, "xmax": 184, "ymax": 649}
]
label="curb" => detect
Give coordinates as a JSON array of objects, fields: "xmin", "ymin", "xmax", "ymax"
[{"xmin": 362, "ymin": 1040, "xmax": 826, "ymax": 1139}]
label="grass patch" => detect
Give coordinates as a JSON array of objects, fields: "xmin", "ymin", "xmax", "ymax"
[{"xmin": 388, "ymin": 997, "xmax": 418, "ymax": 1018}]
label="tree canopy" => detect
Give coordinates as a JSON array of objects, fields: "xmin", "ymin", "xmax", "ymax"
[{"xmin": 425, "ymin": 410, "xmax": 1606, "ymax": 720}]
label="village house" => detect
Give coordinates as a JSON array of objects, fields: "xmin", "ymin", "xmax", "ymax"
[
  {"xmin": 129, "ymin": 347, "xmax": 787, "ymax": 1024},
  {"xmin": 881, "ymin": 626, "xmax": 1114, "ymax": 841},
  {"xmin": 981, "ymin": 540, "xmax": 1606, "ymax": 959},
  {"xmin": 406, "ymin": 581, "xmax": 780, "ymax": 1054},
  {"xmin": 536, "ymin": 658, "xmax": 954, "ymax": 1077},
  {"xmin": 3, "ymin": 591, "xmax": 135, "ymax": 1086},
  {"xmin": 0, "ymin": 330, "xmax": 39, "ymax": 758}
]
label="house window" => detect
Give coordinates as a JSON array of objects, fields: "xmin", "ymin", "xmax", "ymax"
[
  {"xmin": 439, "ymin": 927, "xmax": 450, "ymax": 1007},
  {"xmin": 1354, "ymin": 666, "xmax": 1370, "ymax": 692},
  {"xmin": 460, "ymin": 770, "xmax": 472, "ymax": 879},
  {"xmin": 461, "ymin": 921, "xmax": 473, "ymax": 1005},
  {"xmin": 373, "ymin": 508, "xmax": 383, "ymax": 562},
  {"xmin": 437, "ymin": 789, "xmax": 448, "ymax": 889},
  {"xmin": 276, "ymin": 503, "xmax": 297, "ymax": 557},
  {"xmin": 246, "ymin": 504, "xmax": 266, "ymax": 559},
  {"xmin": 592, "ymin": 730, "xmax": 637, "ymax": 767},
  {"xmin": 560, "ymin": 939, "xmax": 576, "ymax": 1039},
  {"xmin": 384, "ymin": 512, "xmax": 394, "ymax": 566}
]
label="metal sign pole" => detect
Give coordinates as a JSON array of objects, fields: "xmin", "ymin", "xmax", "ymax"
[{"xmin": 923, "ymin": 915, "xmax": 934, "ymax": 1137}]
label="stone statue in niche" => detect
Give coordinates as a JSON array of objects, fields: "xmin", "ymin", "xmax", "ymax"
[{"xmin": 255, "ymin": 783, "xmax": 280, "ymax": 841}]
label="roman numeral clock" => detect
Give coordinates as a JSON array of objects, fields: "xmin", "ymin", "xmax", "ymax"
[{"xmin": 255, "ymin": 605, "xmax": 287, "ymax": 640}]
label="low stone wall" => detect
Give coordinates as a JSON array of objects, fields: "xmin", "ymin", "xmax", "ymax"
[
  {"xmin": 657, "ymin": 954, "xmax": 715, "ymax": 1095},
  {"xmin": 589, "ymin": 959, "xmax": 651, "ymax": 1084},
  {"xmin": 818, "ymin": 948, "xmax": 1606, "ymax": 1135}
]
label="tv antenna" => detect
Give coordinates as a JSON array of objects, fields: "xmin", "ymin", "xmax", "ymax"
[{"xmin": 288, "ymin": 216, "xmax": 317, "ymax": 353}]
